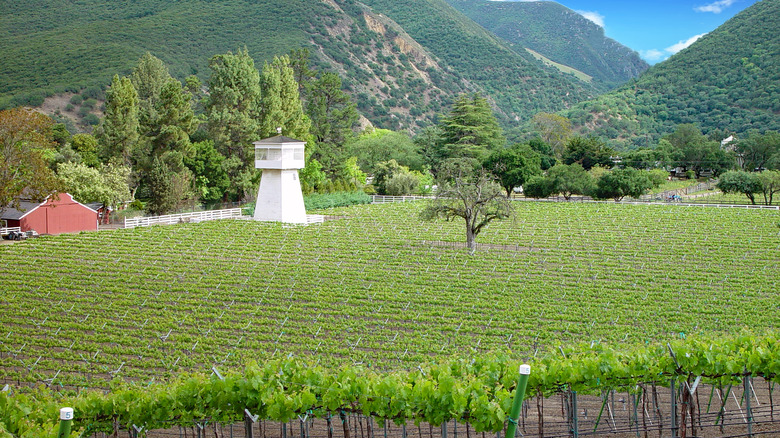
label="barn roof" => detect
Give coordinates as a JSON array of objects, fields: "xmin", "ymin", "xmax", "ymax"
[
  {"xmin": 1, "ymin": 200, "xmax": 43, "ymax": 220},
  {"xmin": 1, "ymin": 193, "xmax": 98, "ymax": 220}
]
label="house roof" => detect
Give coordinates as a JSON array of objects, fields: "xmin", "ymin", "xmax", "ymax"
[
  {"xmin": 1, "ymin": 193, "xmax": 98, "ymax": 220},
  {"xmin": 1, "ymin": 200, "xmax": 43, "ymax": 220},
  {"xmin": 253, "ymin": 135, "xmax": 305, "ymax": 144}
]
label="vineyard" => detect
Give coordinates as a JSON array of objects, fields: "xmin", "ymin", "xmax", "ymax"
[{"xmin": 1, "ymin": 201, "xmax": 779, "ymax": 436}]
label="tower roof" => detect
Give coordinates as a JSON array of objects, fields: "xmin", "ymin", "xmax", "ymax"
[{"xmin": 254, "ymin": 135, "xmax": 305, "ymax": 144}]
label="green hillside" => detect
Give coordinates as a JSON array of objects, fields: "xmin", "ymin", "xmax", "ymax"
[
  {"xmin": 562, "ymin": 0, "xmax": 780, "ymax": 148},
  {"xmin": 0, "ymin": 0, "xmax": 599, "ymax": 133},
  {"xmin": 358, "ymin": 0, "xmax": 599, "ymax": 129},
  {"xmin": 445, "ymin": 0, "xmax": 649, "ymax": 90}
]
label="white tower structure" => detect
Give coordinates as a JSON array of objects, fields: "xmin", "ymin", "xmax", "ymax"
[{"xmin": 253, "ymin": 132, "xmax": 307, "ymax": 223}]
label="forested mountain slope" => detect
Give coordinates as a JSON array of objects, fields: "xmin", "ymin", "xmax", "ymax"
[
  {"xmin": 0, "ymin": 0, "xmax": 599, "ymax": 134},
  {"xmin": 562, "ymin": 0, "xmax": 780, "ymax": 149},
  {"xmin": 358, "ymin": 0, "xmax": 599, "ymax": 128},
  {"xmin": 445, "ymin": 0, "xmax": 649, "ymax": 90}
]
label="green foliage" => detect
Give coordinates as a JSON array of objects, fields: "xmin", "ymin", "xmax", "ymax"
[
  {"xmin": 260, "ymin": 55, "xmax": 311, "ymax": 140},
  {"xmin": 303, "ymin": 191, "xmax": 372, "ymax": 210},
  {"xmin": 385, "ymin": 171, "xmax": 420, "ymax": 196},
  {"xmin": 594, "ymin": 167, "xmax": 653, "ymax": 201},
  {"xmin": 563, "ymin": 136, "xmax": 614, "ymax": 170},
  {"xmin": 57, "ymin": 162, "xmax": 131, "ymax": 209},
  {"xmin": 522, "ymin": 175, "xmax": 554, "ymax": 199},
  {"xmin": 527, "ymin": 138, "xmax": 558, "ymax": 170},
  {"xmin": 737, "ymin": 130, "xmax": 780, "ymax": 171},
  {"xmin": 51, "ymin": 123, "xmax": 71, "ymax": 146},
  {"xmin": 754, "ymin": 170, "xmax": 780, "ymax": 205},
  {"xmin": 647, "ymin": 168, "xmax": 670, "ymax": 188},
  {"xmin": 361, "ymin": 0, "xmax": 599, "ymax": 131},
  {"xmin": 373, "ymin": 159, "xmax": 412, "ymax": 195},
  {"xmin": 0, "ymin": 0, "xmax": 602, "ymax": 137},
  {"xmin": 300, "ymin": 158, "xmax": 328, "ymax": 194},
  {"xmin": 562, "ymin": 0, "xmax": 780, "ymax": 148},
  {"xmin": 206, "ymin": 48, "xmax": 262, "ymax": 199},
  {"xmin": 1, "ymin": 201, "xmax": 778, "ymax": 401},
  {"xmin": 439, "ymin": 93, "xmax": 505, "ymax": 164},
  {"xmin": 185, "ymin": 140, "xmax": 230, "ymax": 203},
  {"xmin": 97, "ymin": 75, "xmax": 139, "ymax": 166},
  {"xmin": 663, "ymin": 124, "xmax": 732, "ymax": 177},
  {"xmin": 717, "ymin": 170, "xmax": 764, "ymax": 205},
  {"xmin": 483, "ymin": 143, "xmax": 542, "ymax": 197},
  {"xmin": 348, "ymin": 129, "xmax": 423, "ymax": 175},
  {"xmin": 132, "ymin": 53, "xmax": 173, "ymax": 132},
  {"xmin": 307, "ymin": 72, "xmax": 359, "ymax": 176},
  {"xmin": 2, "ymin": 331, "xmax": 780, "ymax": 436},
  {"xmin": 532, "ymin": 113, "xmax": 572, "ymax": 157},
  {"xmin": 546, "ymin": 163, "xmax": 595, "ymax": 200},
  {"xmin": 145, "ymin": 156, "xmax": 180, "ymax": 215},
  {"xmin": 69, "ymin": 134, "xmax": 100, "ymax": 168},
  {"xmin": 421, "ymin": 161, "xmax": 512, "ymax": 252},
  {"xmin": 0, "ymin": 108, "xmax": 62, "ymax": 211}
]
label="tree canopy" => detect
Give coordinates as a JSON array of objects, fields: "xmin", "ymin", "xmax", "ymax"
[
  {"xmin": 483, "ymin": 143, "xmax": 542, "ymax": 197},
  {"xmin": 438, "ymin": 93, "xmax": 505, "ymax": 164},
  {"xmin": 420, "ymin": 160, "xmax": 513, "ymax": 254},
  {"xmin": 0, "ymin": 108, "xmax": 62, "ymax": 213}
]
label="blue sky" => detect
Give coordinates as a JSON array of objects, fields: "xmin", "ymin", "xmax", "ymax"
[{"xmin": 490, "ymin": 0, "xmax": 761, "ymax": 63}]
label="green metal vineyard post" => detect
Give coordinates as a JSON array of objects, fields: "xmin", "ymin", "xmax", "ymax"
[
  {"xmin": 745, "ymin": 375, "xmax": 752, "ymax": 437},
  {"xmin": 670, "ymin": 378, "xmax": 677, "ymax": 438},
  {"xmin": 57, "ymin": 407, "xmax": 73, "ymax": 438},
  {"xmin": 506, "ymin": 364, "xmax": 531, "ymax": 438}
]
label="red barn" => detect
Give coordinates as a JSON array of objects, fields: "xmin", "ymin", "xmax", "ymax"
[{"xmin": 1, "ymin": 193, "xmax": 98, "ymax": 235}]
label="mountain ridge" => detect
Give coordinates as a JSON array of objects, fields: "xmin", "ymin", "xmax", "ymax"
[
  {"xmin": 561, "ymin": 0, "xmax": 780, "ymax": 148},
  {"xmin": 444, "ymin": 0, "xmax": 649, "ymax": 90},
  {"xmin": 0, "ymin": 0, "xmax": 601, "ymax": 136}
]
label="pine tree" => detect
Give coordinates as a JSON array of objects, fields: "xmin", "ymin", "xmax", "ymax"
[
  {"xmin": 151, "ymin": 79, "xmax": 197, "ymax": 156},
  {"xmin": 206, "ymin": 48, "xmax": 262, "ymax": 182},
  {"xmin": 307, "ymin": 72, "xmax": 358, "ymax": 175},
  {"xmin": 131, "ymin": 53, "xmax": 172, "ymax": 133},
  {"xmin": 439, "ymin": 93, "xmax": 505, "ymax": 163},
  {"xmin": 260, "ymin": 55, "xmax": 311, "ymax": 140},
  {"xmin": 98, "ymin": 75, "xmax": 139, "ymax": 166}
]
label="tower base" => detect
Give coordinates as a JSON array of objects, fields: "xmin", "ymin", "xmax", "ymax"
[{"xmin": 253, "ymin": 169, "xmax": 307, "ymax": 223}]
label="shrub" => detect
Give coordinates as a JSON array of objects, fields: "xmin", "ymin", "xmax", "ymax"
[
  {"xmin": 83, "ymin": 113, "xmax": 100, "ymax": 125},
  {"xmin": 70, "ymin": 95, "xmax": 83, "ymax": 105},
  {"xmin": 304, "ymin": 191, "xmax": 372, "ymax": 210}
]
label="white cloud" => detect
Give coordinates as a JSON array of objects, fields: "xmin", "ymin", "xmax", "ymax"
[
  {"xmin": 641, "ymin": 49, "xmax": 666, "ymax": 62},
  {"xmin": 665, "ymin": 33, "xmax": 706, "ymax": 54},
  {"xmin": 576, "ymin": 10, "xmax": 605, "ymax": 28},
  {"xmin": 640, "ymin": 33, "xmax": 707, "ymax": 63},
  {"xmin": 695, "ymin": 0, "xmax": 737, "ymax": 13}
]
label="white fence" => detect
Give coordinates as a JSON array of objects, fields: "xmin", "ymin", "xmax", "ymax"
[
  {"xmin": 606, "ymin": 200, "xmax": 779, "ymax": 210},
  {"xmin": 124, "ymin": 208, "xmax": 244, "ymax": 229},
  {"xmin": 371, "ymin": 195, "xmax": 431, "ymax": 204},
  {"xmin": 0, "ymin": 226, "xmax": 21, "ymax": 236}
]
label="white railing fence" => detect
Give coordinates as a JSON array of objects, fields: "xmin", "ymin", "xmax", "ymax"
[
  {"xmin": 371, "ymin": 195, "xmax": 432, "ymax": 204},
  {"xmin": 124, "ymin": 208, "xmax": 244, "ymax": 229},
  {"xmin": 0, "ymin": 226, "xmax": 22, "ymax": 236}
]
